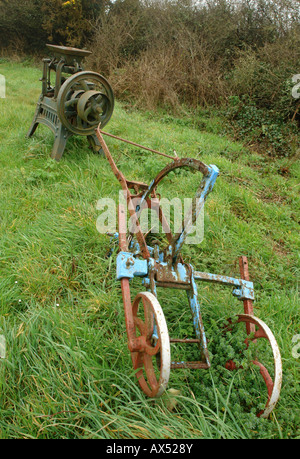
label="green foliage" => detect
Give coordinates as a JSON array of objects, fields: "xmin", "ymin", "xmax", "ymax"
[
  {"xmin": 0, "ymin": 0, "xmax": 48, "ymax": 52},
  {"xmin": 83, "ymin": 0, "xmax": 300, "ymax": 157},
  {"xmin": 0, "ymin": 0, "xmax": 108, "ymax": 52},
  {"xmin": 41, "ymin": 0, "xmax": 107, "ymax": 48},
  {"xmin": 225, "ymin": 95, "xmax": 299, "ymax": 157}
]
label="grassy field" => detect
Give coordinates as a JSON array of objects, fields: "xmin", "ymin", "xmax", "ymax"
[{"xmin": 0, "ymin": 60, "xmax": 299, "ymax": 439}]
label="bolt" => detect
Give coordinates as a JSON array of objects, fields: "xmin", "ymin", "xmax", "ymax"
[{"xmin": 126, "ymin": 257, "xmax": 135, "ymax": 268}]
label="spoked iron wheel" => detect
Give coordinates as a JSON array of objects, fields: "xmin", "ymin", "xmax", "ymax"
[
  {"xmin": 131, "ymin": 292, "xmax": 171, "ymax": 397},
  {"xmin": 225, "ymin": 314, "xmax": 282, "ymax": 418},
  {"xmin": 57, "ymin": 71, "xmax": 114, "ymax": 135}
]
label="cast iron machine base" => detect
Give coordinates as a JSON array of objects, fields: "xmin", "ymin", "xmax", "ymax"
[{"xmin": 27, "ymin": 44, "xmax": 114, "ymax": 161}]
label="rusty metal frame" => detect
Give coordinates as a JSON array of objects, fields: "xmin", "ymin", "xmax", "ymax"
[
  {"xmin": 95, "ymin": 126, "xmax": 281, "ymax": 416},
  {"xmin": 96, "ymin": 127, "xmax": 219, "ymax": 369},
  {"xmin": 95, "ymin": 127, "xmax": 252, "ymax": 364}
]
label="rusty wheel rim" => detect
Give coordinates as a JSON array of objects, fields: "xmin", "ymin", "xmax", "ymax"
[
  {"xmin": 225, "ymin": 314, "xmax": 282, "ymax": 418},
  {"xmin": 131, "ymin": 292, "xmax": 170, "ymax": 398}
]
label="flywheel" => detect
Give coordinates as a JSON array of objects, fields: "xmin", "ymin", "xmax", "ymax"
[{"xmin": 57, "ymin": 71, "xmax": 114, "ymax": 136}]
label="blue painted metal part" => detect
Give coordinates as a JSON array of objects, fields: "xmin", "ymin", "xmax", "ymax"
[
  {"xmin": 116, "ymin": 247, "xmax": 254, "ymax": 301},
  {"xmin": 142, "ymin": 263, "xmax": 209, "ymax": 366},
  {"xmin": 116, "ymin": 251, "xmax": 148, "ymax": 280},
  {"xmin": 155, "ymin": 261, "xmax": 190, "ymax": 284},
  {"xmin": 193, "ymin": 271, "xmax": 254, "ymax": 301},
  {"xmin": 186, "ymin": 266, "xmax": 210, "ymax": 366},
  {"xmin": 172, "ymin": 164, "xmax": 219, "ymax": 258},
  {"xmin": 128, "ymin": 239, "xmax": 155, "ymax": 257}
]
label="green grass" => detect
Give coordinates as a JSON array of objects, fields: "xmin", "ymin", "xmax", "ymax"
[{"xmin": 0, "ymin": 59, "xmax": 299, "ymax": 439}]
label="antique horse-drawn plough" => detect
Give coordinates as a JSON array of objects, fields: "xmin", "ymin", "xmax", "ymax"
[{"xmin": 94, "ymin": 127, "xmax": 282, "ymax": 419}]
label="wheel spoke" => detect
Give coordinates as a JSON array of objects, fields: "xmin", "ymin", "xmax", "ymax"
[
  {"xmin": 131, "ymin": 292, "xmax": 170, "ymax": 398},
  {"xmin": 83, "ymin": 105, "xmax": 93, "ymax": 123},
  {"xmin": 65, "ymin": 98, "xmax": 79, "ymax": 108},
  {"xmin": 254, "ymin": 328, "xmax": 268, "ymax": 340},
  {"xmin": 144, "ymin": 338, "xmax": 161, "ymax": 356},
  {"xmin": 77, "ymin": 115, "xmax": 83, "ymax": 128},
  {"xmin": 95, "ymin": 93, "xmax": 107, "ymax": 104},
  {"xmin": 133, "ymin": 316, "xmax": 146, "ymax": 335},
  {"xmin": 143, "ymin": 353, "xmax": 159, "ymax": 394},
  {"xmin": 252, "ymin": 360, "xmax": 274, "ymax": 399},
  {"xmin": 142, "ymin": 296, "xmax": 154, "ymax": 340},
  {"xmin": 79, "ymin": 80, "xmax": 89, "ymax": 92}
]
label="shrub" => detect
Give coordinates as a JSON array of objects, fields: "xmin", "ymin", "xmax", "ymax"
[{"xmin": 225, "ymin": 95, "xmax": 299, "ymax": 157}]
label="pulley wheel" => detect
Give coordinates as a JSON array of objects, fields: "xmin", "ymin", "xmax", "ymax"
[{"xmin": 57, "ymin": 71, "xmax": 114, "ymax": 135}]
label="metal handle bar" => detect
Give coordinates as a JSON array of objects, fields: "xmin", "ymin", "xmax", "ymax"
[{"xmin": 99, "ymin": 129, "xmax": 178, "ymax": 160}]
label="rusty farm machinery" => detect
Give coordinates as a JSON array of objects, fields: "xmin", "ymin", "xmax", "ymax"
[{"xmin": 27, "ymin": 45, "xmax": 114, "ymax": 160}]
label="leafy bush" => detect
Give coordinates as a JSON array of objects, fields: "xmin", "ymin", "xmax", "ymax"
[
  {"xmin": 0, "ymin": 0, "xmax": 106, "ymax": 53},
  {"xmin": 225, "ymin": 95, "xmax": 299, "ymax": 157}
]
